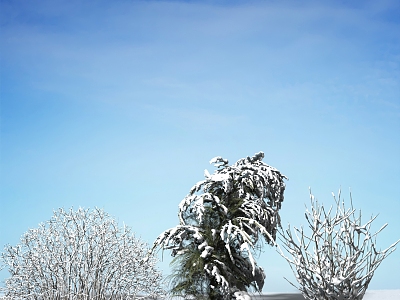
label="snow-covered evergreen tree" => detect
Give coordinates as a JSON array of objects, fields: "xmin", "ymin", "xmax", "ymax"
[
  {"xmin": 278, "ymin": 189, "xmax": 400, "ymax": 300},
  {"xmin": 151, "ymin": 152, "xmax": 287, "ymax": 299},
  {"xmin": 1, "ymin": 207, "xmax": 165, "ymax": 300}
]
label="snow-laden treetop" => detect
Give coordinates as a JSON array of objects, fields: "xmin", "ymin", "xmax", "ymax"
[{"xmin": 151, "ymin": 152, "xmax": 287, "ymax": 295}]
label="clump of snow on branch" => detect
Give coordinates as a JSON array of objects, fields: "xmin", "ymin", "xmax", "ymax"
[
  {"xmin": 1, "ymin": 207, "xmax": 165, "ymax": 300},
  {"xmin": 151, "ymin": 151, "xmax": 287, "ymax": 296},
  {"xmin": 233, "ymin": 290, "xmax": 251, "ymax": 300},
  {"xmin": 278, "ymin": 189, "xmax": 400, "ymax": 300}
]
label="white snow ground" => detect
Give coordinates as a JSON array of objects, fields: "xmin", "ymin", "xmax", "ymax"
[
  {"xmin": 0, "ymin": 290, "xmax": 399, "ymax": 299},
  {"xmin": 363, "ymin": 289, "xmax": 400, "ymax": 300},
  {"xmin": 251, "ymin": 290, "xmax": 400, "ymax": 299}
]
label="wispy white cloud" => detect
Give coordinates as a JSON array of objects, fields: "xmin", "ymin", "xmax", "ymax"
[{"xmin": 1, "ymin": 0, "xmax": 398, "ymax": 135}]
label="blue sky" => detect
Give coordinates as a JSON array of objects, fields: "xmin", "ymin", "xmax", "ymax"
[{"xmin": 1, "ymin": 0, "xmax": 399, "ymax": 293}]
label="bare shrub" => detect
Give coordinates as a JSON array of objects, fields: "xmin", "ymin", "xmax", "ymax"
[{"xmin": 278, "ymin": 189, "xmax": 399, "ymax": 300}]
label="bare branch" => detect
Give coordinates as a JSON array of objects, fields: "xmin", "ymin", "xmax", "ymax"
[{"xmin": 278, "ymin": 190, "xmax": 399, "ymax": 300}]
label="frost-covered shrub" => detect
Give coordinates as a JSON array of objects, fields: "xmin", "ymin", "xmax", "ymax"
[
  {"xmin": 151, "ymin": 152, "xmax": 287, "ymax": 299},
  {"xmin": 278, "ymin": 190, "xmax": 399, "ymax": 300},
  {"xmin": 1, "ymin": 207, "xmax": 165, "ymax": 300}
]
